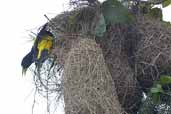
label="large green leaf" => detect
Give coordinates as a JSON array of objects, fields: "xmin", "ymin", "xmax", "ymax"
[
  {"xmin": 160, "ymin": 76, "xmax": 171, "ymax": 85},
  {"xmin": 162, "ymin": 0, "xmax": 171, "ymax": 8},
  {"xmin": 152, "ymin": 93, "xmax": 161, "ymax": 103},
  {"xmin": 151, "ymin": 88, "xmax": 161, "ymax": 93},
  {"xmin": 150, "ymin": 84, "xmax": 164, "ymax": 103},
  {"xmin": 150, "ymin": 84, "xmax": 164, "ymax": 93},
  {"xmin": 101, "ymin": 0, "xmax": 134, "ymax": 24},
  {"xmin": 95, "ymin": 14, "xmax": 106, "ymax": 37}
]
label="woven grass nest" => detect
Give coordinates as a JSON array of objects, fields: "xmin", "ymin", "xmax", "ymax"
[{"xmin": 32, "ymin": 4, "xmax": 171, "ymax": 114}]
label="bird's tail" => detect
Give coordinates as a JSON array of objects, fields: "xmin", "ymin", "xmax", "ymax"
[{"xmin": 22, "ymin": 68, "xmax": 27, "ymax": 76}]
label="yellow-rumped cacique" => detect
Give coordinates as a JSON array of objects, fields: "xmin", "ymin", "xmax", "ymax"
[{"xmin": 21, "ymin": 23, "xmax": 54, "ymax": 75}]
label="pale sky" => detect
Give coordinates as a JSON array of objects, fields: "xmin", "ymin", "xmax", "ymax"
[{"xmin": 0, "ymin": 0, "xmax": 170, "ymax": 114}]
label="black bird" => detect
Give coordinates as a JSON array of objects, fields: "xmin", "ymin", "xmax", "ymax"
[
  {"xmin": 21, "ymin": 48, "xmax": 34, "ymax": 75},
  {"xmin": 21, "ymin": 23, "xmax": 54, "ymax": 75}
]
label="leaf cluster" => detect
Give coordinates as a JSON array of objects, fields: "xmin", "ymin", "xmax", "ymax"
[
  {"xmin": 95, "ymin": 0, "xmax": 134, "ymax": 37},
  {"xmin": 150, "ymin": 76, "xmax": 171, "ymax": 103}
]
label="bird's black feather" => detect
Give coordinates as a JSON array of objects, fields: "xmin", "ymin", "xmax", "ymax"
[
  {"xmin": 21, "ymin": 48, "xmax": 34, "ymax": 69},
  {"xmin": 21, "ymin": 23, "xmax": 54, "ymax": 75}
]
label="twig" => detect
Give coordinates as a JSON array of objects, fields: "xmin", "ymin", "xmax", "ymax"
[
  {"xmin": 30, "ymin": 31, "xmax": 37, "ymax": 36},
  {"xmin": 32, "ymin": 88, "xmax": 37, "ymax": 114},
  {"xmin": 44, "ymin": 14, "xmax": 51, "ymax": 22},
  {"xmin": 44, "ymin": 14, "xmax": 65, "ymax": 33}
]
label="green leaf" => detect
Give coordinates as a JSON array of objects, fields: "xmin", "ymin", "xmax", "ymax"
[
  {"xmin": 152, "ymin": 93, "xmax": 161, "ymax": 103},
  {"xmin": 101, "ymin": 0, "xmax": 134, "ymax": 24},
  {"xmin": 160, "ymin": 76, "xmax": 171, "ymax": 85},
  {"xmin": 150, "ymin": 84, "xmax": 164, "ymax": 93},
  {"xmin": 95, "ymin": 14, "xmax": 106, "ymax": 37},
  {"xmin": 162, "ymin": 0, "xmax": 171, "ymax": 8},
  {"xmin": 151, "ymin": 87, "xmax": 161, "ymax": 93},
  {"xmin": 147, "ymin": 8, "xmax": 162, "ymax": 20}
]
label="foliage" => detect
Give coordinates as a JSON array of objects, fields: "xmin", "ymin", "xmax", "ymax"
[
  {"xmin": 139, "ymin": 76, "xmax": 171, "ymax": 114},
  {"xmin": 160, "ymin": 76, "xmax": 171, "ymax": 85},
  {"xmin": 26, "ymin": 0, "xmax": 171, "ymax": 114},
  {"xmin": 95, "ymin": 14, "xmax": 106, "ymax": 37},
  {"xmin": 95, "ymin": 0, "xmax": 135, "ymax": 37},
  {"xmin": 162, "ymin": 0, "xmax": 171, "ymax": 8},
  {"xmin": 147, "ymin": 8, "xmax": 163, "ymax": 20},
  {"xmin": 150, "ymin": 76, "xmax": 171, "ymax": 103},
  {"xmin": 101, "ymin": 0, "xmax": 134, "ymax": 24},
  {"xmin": 151, "ymin": 83, "xmax": 164, "ymax": 103}
]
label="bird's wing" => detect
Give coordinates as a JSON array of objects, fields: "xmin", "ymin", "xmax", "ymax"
[{"xmin": 21, "ymin": 49, "xmax": 34, "ymax": 75}]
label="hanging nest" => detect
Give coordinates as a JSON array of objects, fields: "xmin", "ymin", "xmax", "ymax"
[
  {"xmin": 63, "ymin": 38, "xmax": 123, "ymax": 114},
  {"xmin": 32, "ymin": 2, "xmax": 171, "ymax": 114},
  {"xmin": 33, "ymin": 5, "xmax": 141, "ymax": 114},
  {"xmin": 48, "ymin": 6, "xmax": 142, "ymax": 113},
  {"xmin": 32, "ymin": 5, "xmax": 101, "ymax": 113}
]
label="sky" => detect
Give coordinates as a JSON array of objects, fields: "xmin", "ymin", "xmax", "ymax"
[
  {"xmin": 0, "ymin": 0, "xmax": 170, "ymax": 114},
  {"xmin": 0, "ymin": 0, "xmax": 68, "ymax": 114}
]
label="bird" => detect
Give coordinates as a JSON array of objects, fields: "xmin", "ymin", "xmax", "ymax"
[
  {"xmin": 21, "ymin": 47, "xmax": 35, "ymax": 75},
  {"xmin": 21, "ymin": 23, "xmax": 54, "ymax": 75},
  {"xmin": 35, "ymin": 24, "xmax": 53, "ymax": 63}
]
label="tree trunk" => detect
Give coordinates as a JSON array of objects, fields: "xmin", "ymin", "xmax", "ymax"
[{"xmin": 63, "ymin": 38, "xmax": 123, "ymax": 114}]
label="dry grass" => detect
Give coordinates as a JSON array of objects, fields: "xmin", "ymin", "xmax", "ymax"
[
  {"xmin": 135, "ymin": 16, "xmax": 171, "ymax": 91},
  {"xmin": 98, "ymin": 24, "xmax": 142, "ymax": 113},
  {"xmin": 63, "ymin": 38, "xmax": 123, "ymax": 114},
  {"xmin": 32, "ymin": 4, "xmax": 171, "ymax": 114}
]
